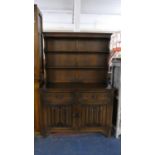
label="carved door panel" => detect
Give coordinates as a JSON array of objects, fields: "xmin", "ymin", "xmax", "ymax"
[
  {"xmin": 79, "ymin": 103, "xmax": 107, "ymax": 128},
  {"xmin": 78, "ymin": 92, "xmax": 110, "ymax": 130},
  {"xmin": 41, "ymin": 92, "xmax": 74, "ymax": 131}
]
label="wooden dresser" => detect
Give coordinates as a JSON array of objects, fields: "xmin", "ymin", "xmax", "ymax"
[{"xmin": 40, "ymin": 32, "xmax": 114, "ymax": 136}]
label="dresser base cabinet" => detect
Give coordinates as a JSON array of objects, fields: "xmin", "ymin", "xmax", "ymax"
[{"xmin": 40, "ymin": 87, "xmax": 114, "ymax": 137}]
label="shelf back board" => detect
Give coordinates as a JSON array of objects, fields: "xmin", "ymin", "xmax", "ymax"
[{"xmin": 43, "ymin": 32, "xmax": 111, "ymax": 86}]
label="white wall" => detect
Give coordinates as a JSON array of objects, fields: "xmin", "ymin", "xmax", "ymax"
[{"xmin": 35, "ymin": 0, "xmax": 121, "ymax": 32}]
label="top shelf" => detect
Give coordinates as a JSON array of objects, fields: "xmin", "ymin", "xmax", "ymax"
[{"xmin": 43, "ymin": 32, "xmax": 112, "ymax": 39}]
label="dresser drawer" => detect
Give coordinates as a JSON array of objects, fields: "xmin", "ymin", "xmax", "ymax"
[
  {"xmin": 43, "ymin": 92, "xmax": 72, "ymax": 104},
  {"xmin": 79, "ymin": 92, "xmax": 111, "ymax": 104}
]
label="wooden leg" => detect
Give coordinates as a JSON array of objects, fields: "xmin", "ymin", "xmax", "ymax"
[
  {"xmin": 40, "ymin": 128, "xmax": 47, "ymax": 137},
  {"xmin": 107, "ymin": 126, "xmax": 112, "ymax": 137}
]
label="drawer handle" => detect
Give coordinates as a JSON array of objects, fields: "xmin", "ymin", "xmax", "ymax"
[
  {"xmin": 92, "ymin": 95, "xmax": 97, "ymax": 99},
  {"xmin": 55, "ymin": 95, "xmax": 64, "ymax": 99}
]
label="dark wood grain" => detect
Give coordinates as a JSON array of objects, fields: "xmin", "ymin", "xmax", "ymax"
[
  {"xmin": 34, "ymin": 4, "xmax": 44, "ymax": 133},
  {"xmin": 40, "ymin": 32, "xmax": 114, "ymax": 137}
]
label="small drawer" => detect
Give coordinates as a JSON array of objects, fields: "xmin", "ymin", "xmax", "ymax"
[
  {"xmin": 79, "ymin": 92, "xmax": 110, "ymax": 103},
  {"xmin": 43, "ymin": 92, "xmax": 72, "ymax": 104}
]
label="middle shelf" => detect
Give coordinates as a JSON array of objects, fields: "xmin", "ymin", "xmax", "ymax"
[{"xmin": 45, "ymin": 66, "xmax": 108, "ymax": 69}]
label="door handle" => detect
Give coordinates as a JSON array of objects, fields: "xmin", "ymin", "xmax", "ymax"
[{"xmin": 73, "ymin": 112, "xmax": 80, "ymax": 118}]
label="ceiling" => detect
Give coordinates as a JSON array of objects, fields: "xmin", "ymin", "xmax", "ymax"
[
  {"xmin": 34, "ymin": 0, "xmax": 121, "ymax": 32},
  {"xmin": 34, "ymin": 0, "xmax": 121, "ymax": 15}
]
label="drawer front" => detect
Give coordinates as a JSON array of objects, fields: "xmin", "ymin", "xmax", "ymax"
[
  {"xmin": 79, "ymin": 92, "xmax": 111, "ymax": 104},
  {"xmin": 43, "ymin": 92, "xmax": 72, "ymax": 104}
]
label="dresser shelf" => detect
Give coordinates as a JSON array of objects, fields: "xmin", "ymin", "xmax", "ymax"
[
  {"xmin": 45, "ymin": 83, "xmax": 108, "ymax": 90},
  {"xmin": 45, "ymin": 66, "xmax": 108, "ymax": 69},
  {"xmin": 45, "ymin": 51, "xmax": 109, "ymax": 54}
]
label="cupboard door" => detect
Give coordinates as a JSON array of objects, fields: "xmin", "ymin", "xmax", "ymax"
[
  {"xmin": 78, "ymin": 92, "xmax": 113, "ymax": 135},
  {"xmin": 45, "ymin": 104, "xmax": 73, "ymax": 129},
  {"xmin": 79, "ymin": 102, "xmax": 108, "ymax": 129},
  {"xmin": 42, "ymin": 92, "xmax": 74, "ymax": 130}
]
